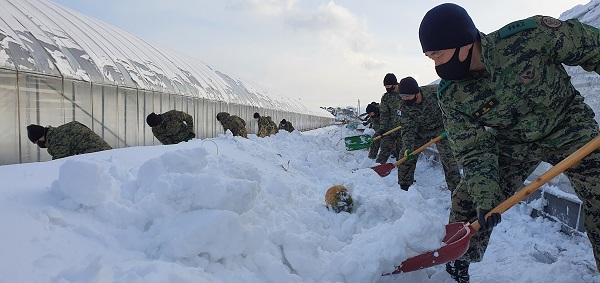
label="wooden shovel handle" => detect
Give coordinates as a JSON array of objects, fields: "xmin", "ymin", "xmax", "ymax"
[
  {"xmin": 373, "ymin": 125, "xmax": 402, "ymax": 141},
  {"xmin": 392, "ymin": 135, "xmax": 443, "ymax": 167},
  {"xmin": 471, "ymin": 135, "xmax": 600, "ymax": 231}
]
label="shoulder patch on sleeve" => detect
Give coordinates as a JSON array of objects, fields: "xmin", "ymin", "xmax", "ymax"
[
  {"xmin": 498, "ymin": 18, "xmax": 537, "ymax": 38},
  {"xmin": 437, "ymin": 79, "xmax": 453, "ymax": 100},
  {"xmin": 541, "ymin": 16, "xmax": 562, "ymax": 28}
]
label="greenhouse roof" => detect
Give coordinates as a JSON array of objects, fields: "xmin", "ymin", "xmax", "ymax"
[{"xmin": 0, "ymin": 0, "xmax": 332, "ymax": 117}]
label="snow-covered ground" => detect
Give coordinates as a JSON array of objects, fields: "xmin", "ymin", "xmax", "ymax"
[{"xmin": 0, "ymin": 126, "xmax": 598, "ymax": 283}]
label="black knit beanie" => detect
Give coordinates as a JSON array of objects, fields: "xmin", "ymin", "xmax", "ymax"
[
  {"xmin": 383, "ymin": 73, "xmax": 398, "ymax": 85},
  {"xmin": 366, "ymin": 104, "xmax": 377, "ymax": 114},
  {"xmin": 27, "ymin": 124, "xmax": 46, "ymax": 143},
  {"xmin": 399, "ymin": 77, "xmax": 420, "ymax": 95},
  {"xmin": 419, "ymin": 3, "xmax": 480, "ymax": 52},
  {"xmin": 216, "ymin": 112, "xmax": 229, "ymax": 121},
  {"xmin": 146, "ymin": 112, "xmax": 163, "ymax": 127}
]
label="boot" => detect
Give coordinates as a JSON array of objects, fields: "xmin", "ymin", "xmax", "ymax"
[{"xmin": 446, "ymin": 260, "xmax": 470, "ymax": 283}]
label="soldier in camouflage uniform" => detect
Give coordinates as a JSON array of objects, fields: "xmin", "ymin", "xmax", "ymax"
[
  {"xmin": 396, "ymin": 76, "xmax": 460, "ymax": 192},
  {"xmin": 26, "ymin": 121, "xmax": 112, "ymax": 160},
  {"xmin": 278, "ymin": 119, "xmax": 295, "ymax": 132},
  {"xmin": 420, "ymin": 3, "xmax": 600, "ymax": 282},
  {"xmin": 216, "ymin": 112, "xmax": 248, "ymax": 138},
  {"xmin": 147, "ymin": 110, "xmax": 195, "ymax": 145},
  {"xmin": 365, "ymin": 102, "xmax": 381, "ymax": 159},
  {"xmin": 375, "ymin": 73, "xmax": 402, "ymax": 164},
  {"xmin": 254, "ymin": 113, "xmax": 278, "ymax": 138}
]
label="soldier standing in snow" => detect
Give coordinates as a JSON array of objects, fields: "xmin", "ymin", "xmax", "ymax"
[
  {"xmin": 419, "ymin": 3, "xmax": 600, "ymax": 282},
  {"xmin": 254, "ymin": 113, "xmax": 278, "ymax": 138},
  {"xmin": 26, "ymin": 121, "xmax": 112, "ymax": 160},
  {"xmin": 216, "ymin": 112, "xmax": 248, "ymax": 138},
  {"xmin": 147, "ymin": 110, "xmax": 195, "ymax": 145},
  {"xmin": 376, "ymin": 73, "xmax": 402, "ymax": 164},
  {"xmin": 365, "ymin": 102, "xmax": 381, "ymax": 160},
  {"xmin": 395, "ymin": 76, "xmax": 460, "ymax": 192}
]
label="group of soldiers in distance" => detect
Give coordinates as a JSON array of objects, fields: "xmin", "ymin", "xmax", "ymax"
[
  {"xmin": 26, "ymin": 110, "xmax": 294, "ymax": 160},
  {"xmin": 361, "ymin": 73, "xmax": 460, "ymax": 193},
  {"xmin": 23, "ymin": 2, "xmax": 600, "ymax": 282}
]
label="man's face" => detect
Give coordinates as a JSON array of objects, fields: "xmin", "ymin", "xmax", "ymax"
[
  {"xmin": 384, "ymin": 85, "xmax": 396, "ymax": 93},
  {"xmin": 424, "ymin": 43, "xmax": 473, "ymax": 66},
  {"xmin": 424, "ymin": 43, "xmax": 475, "ymax": 80},
  {"xmin": 368, "ymin": 112, "xmax": 375, "ymax": 117},
  {"xmin": 400, "ymin": 94, "xmax": 417, "ymax": 101},
  {"xmin": 424, "ymin": 48, "xmax": 456, "ymax": 66},
  {"xmin": 35, "ymin": 136, "xmax": 47, "ymax": 148}
]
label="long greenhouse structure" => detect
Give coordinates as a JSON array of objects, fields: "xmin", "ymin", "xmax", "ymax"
[{"xmin": 0, "ymin": 0, "xmax": 333, "ymax": 165}]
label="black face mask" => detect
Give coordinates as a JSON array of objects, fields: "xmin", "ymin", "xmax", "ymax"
[
  {"xmin": 403, "ymin": 96, "xmax": 418, "ymax": 107},
  {"xmin": 386, "ymin": 86, "xmax": 396, "ymax": 94},
  {"xmin": 37, "ymin": 140, "xmax": 47, "ymax": 148},
  {"xmin": 435, "ymin": 46, "xmax": 473, "ymax": 80}
]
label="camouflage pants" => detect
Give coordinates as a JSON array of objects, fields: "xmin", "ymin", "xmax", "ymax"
[
  {"xmin": 235, "ymin": 128, "xmax": 249, "ymax": 138},
  {"xmin": 368, "ymin": 138, "xmax": 381, "ymax": 159},
  {"xmin": 452, "ymin": 99, "xmax": 600, "ymax": 272},
  {"xmin": 398, "ymin": 131, "xmax": 461, "ymax": 192},
  {"xmin": 375, "ymin": 134, "xmax": 400, "ymax": 164}
]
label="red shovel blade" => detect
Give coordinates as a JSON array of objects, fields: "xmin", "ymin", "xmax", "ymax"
[
  {"xmin": 384, "ymin": 222, "xmax": 476, "ymax": 275},
  {"xmin": 371, "ymin": 162, "xmax": 395, "ymax": 177}
]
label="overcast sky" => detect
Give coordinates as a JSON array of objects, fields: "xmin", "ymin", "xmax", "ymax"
[{"xmin": 52, "ymin": 0, "xmax": 591, "ymax": 109}]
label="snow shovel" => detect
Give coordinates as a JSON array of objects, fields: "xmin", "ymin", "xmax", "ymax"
[
  {"xmin": 344, "ymin": 125, "xmax": 402, "ymax": 151},
  {"xmin": 385, "ymin": 134, "xmax": 600, "ymax": 275},
  {"xmin": 371, "ymin": 134, "xmax": 444, "ymax": 177}
]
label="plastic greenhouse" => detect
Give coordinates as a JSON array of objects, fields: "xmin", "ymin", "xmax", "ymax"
[{"xmin": 0, "ymin": 0, "xmax": 334, "ymax": 165}]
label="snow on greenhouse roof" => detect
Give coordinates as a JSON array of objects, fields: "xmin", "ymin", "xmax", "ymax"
[{"xmin": 0, "ymin": 0, "xmax": 332, "ymax": 117}]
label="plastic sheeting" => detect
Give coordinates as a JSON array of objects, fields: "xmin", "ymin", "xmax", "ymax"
[
  {"xmin": 0, "ymin": 0, "xmax": 332, "ymax": 117},
  {"xmin": 0, "ymin": 0, "xmax": 334, "ymax": 165}
]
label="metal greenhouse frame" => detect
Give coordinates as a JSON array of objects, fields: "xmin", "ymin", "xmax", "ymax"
[{"xmin": 0, "ymin": 0, "xmax": 333, "ymax": 165}]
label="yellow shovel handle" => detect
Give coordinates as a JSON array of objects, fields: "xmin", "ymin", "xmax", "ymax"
[
  {"xmin": 373, "ymin": 125, "xmax": 402, "ymax": 141},
  {"xmin": 392, "ymin": 135, "xmax": 443, "ymax": 167},
  {"xmin": 472, "ymin": 135, "xmax": 600, "ymax": 231}
]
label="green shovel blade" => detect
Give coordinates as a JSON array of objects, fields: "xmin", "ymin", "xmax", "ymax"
[{"xmin": 345, "ymin": 134, "xmax": 373, "ymax": 151}]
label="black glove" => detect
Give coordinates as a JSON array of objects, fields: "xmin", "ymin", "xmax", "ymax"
[
  {"xmin": 477, "ymin": 209, "xmax": 501, "ymax": 232},
  {"xmin": 362, "ymin": 121, "xmax": 369, "ymax": 126}
]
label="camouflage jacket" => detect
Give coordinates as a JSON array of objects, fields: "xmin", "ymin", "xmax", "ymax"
[
  {"xmin": 219, "ymin": 113, "xmax": 248, "ymax": 138},
  {"xmin": 437, "ymin": 16, "xmax": 599, "ymax": 211},
  {"xmin": 257, "ymin": 116, "xmax": 278, "ymax": 137},
  {"xmin": 46, "ymin": 121, "xmax": 112, "ymax": 160},
  {"xmin": 279, "ymin": 121, "xmax": 295, "ymax": 132},
  {"xmin": 398, "ymin": 85, "xmax": 445, "ymax": 152},
  {"xmin": 152, "ymin": 110, "xmax": 195, "ymax": 145},
  {"xmin": 377, "ymin": 91, "xmax": 402, "ymax": 136},
  {"xmin": 367, "ymin": 115, "xmax": 380, "ymax": 131}
]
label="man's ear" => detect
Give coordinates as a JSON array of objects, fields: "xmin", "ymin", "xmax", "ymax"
[{"xmin": 459, "ymin": 43, "xmax": 473, "ymax": 61}]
